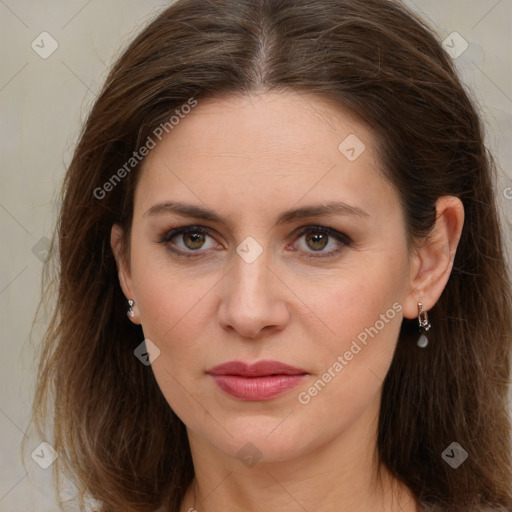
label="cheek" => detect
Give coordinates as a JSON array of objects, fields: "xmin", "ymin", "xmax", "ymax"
[
  {"xmin": 129, "ymin": 242, "xmax": 205, "ymax": 343},
  {"xmin": 307, "ymin": 253, "xmax": 408, "ymax": 384},
  {"xmin": 135, "ymin": 273, "xmax": 210, "ymax": 348},
  {"xmin": 297, "ymin": 277, "xmax": 404, "ymax": 427},
  {"xmin": 313, "ymin": 255, "xmax": 406, "ymax": 336}
]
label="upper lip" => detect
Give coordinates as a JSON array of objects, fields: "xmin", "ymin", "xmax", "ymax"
[{"xmin": 206, "ymin": 360, "xmax": 308, "ymax": 377}]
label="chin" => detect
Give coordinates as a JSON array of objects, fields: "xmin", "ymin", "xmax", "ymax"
[{"xmin": 192, "ymin": 414, "xmax": 321, "ymax": 465}]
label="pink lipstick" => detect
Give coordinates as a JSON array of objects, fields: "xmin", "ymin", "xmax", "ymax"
[{"xmin": 206, "ymin": 360, "xmax": 308, "ymax": 401}]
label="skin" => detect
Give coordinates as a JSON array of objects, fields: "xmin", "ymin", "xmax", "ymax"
[{"xmin": 111, "ymin": 91, "xmax": 464, "ymax": 512}]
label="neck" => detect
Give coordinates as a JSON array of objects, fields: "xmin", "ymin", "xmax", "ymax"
[{"xmin": 179, "ymin": 398, "xmax": 418, "ymax": 512}]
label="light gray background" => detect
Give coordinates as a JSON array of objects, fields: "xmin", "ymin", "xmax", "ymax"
[{"xmin": 1, "ymin": 1, "xmax": 511, "ymax": 510}]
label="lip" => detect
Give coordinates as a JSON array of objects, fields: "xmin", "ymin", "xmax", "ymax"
[
  {"xmin": 206, "ymin": 360, "xmax": 309, "ymax": 401},
  {"xmin": 207, "ymin": 360, "xmax": 308, "ymax": 377}
]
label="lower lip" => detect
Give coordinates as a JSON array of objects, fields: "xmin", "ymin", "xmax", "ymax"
[{"xmin": 209, "ymin": 374, "xmax": 307, "ymax": 401}]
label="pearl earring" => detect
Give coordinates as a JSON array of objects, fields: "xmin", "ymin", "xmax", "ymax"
[{"xmin": 127, "ymin": 299, "xmax": 135, "ymax": 318}]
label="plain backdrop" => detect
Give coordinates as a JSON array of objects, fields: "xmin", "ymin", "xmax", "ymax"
[{"xmin": 0, "ymin": 1, "xmax": 511, "ymax": 510}]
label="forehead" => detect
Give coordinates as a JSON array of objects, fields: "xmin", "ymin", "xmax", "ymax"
[
  {"xmin": 134, "ymin": 91, "xmax": 394, "ymax": 223},
  {"xmin": 145, "ymin": 91, "xmax": 376, "ymax": 165}
]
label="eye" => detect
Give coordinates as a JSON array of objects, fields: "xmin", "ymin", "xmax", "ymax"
[
  {"xmin": 159, "ymin": 226, "xmax": 220, "ymax": 258},
  {"xmin": 290, "ymin": 225, "xmax": 352, "ymax": 258},
  {"xmin": 158, "ymin": 224, "xmax": 352, "ymax": 260}
]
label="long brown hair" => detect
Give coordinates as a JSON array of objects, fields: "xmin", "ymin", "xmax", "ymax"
[{"xmin": 25, "ymin": 0, "xmax": 512, "ymax": 510}]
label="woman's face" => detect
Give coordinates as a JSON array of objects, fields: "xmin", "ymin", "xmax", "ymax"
[{"xmin": 116, "ymin": 92, "xmax": 419, "ymax": 464}]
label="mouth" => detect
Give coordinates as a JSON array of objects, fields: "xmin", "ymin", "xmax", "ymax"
[{"xmin": 206, "ymin": 360, "xmax": 309, "ymax": 401}]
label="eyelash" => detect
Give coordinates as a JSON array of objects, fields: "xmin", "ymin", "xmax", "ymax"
[{"xmin": 157, "ymin": 225, "xmax": 352, "ymax": 260}]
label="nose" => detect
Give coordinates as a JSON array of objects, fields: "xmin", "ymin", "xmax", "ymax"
[{"xmin": 217, "ymin": 249, "xmax": 290, "ymax": 339}]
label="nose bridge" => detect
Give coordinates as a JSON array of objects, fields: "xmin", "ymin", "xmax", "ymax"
[
  {"xmin": 230, "ymin": 242, "xmax": 271, "ymax": 304},
  {"xmin": 218, "ymin": 238, "xmax": 289, "ymax": 337},
  {"xmin": 230, "ymin": 228, "xmax": 270, "ymax": 286}
]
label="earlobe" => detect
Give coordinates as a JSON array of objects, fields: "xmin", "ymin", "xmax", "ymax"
[{"xmin": 403, "ymin": 196, "xmax": 465, "ymax": 320}]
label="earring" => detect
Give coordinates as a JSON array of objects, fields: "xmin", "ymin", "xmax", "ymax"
[
  {"xmin": 127, "ymin": 299, "xmax": 135, "ymax": 318},
  {"xmin": 417, "ymin": 302, "xmax": 431, "ymax": 348}
]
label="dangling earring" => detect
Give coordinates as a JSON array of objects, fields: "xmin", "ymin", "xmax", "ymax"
[
  {"xmin": 127, "ymin": 299, "xmax": 135, "ymax": 318},
  {"xmin": 417, "ymin": 302, "xmax": 431, "ymax": 348}
]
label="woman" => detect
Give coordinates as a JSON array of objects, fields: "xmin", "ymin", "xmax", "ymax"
[{"xmin": 26, "ymin": 0, "xmax": 512, "ymax": 511}]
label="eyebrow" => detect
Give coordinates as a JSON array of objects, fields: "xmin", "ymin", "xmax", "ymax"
[{"xmin": 144, "ymin": 200, "xmax": 369, "ymax": 225}]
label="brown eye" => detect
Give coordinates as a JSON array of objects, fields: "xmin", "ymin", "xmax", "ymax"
[
  {"xmin": 293, "ymin": 226, "xmax": 352, "ymax": 259},
  {"xmin": 182, "ymin": 232, "xmax": 206, "ymax": 250},
  {"xmin": 159, "ymin": 226, "xmax": 218, "ymax": 258},
  {"xmin": 304, "ymin": 231, "xmax": 329, "ymax": 251}
]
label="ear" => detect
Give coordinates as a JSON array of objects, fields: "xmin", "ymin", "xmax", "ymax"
[
  {"xmin": 403, "ymin": 196, "xmax": 465, "ymax": 320},
  {"xmin": 111, "ymin": 224, "xmax": 140, "ymax": 324}
]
